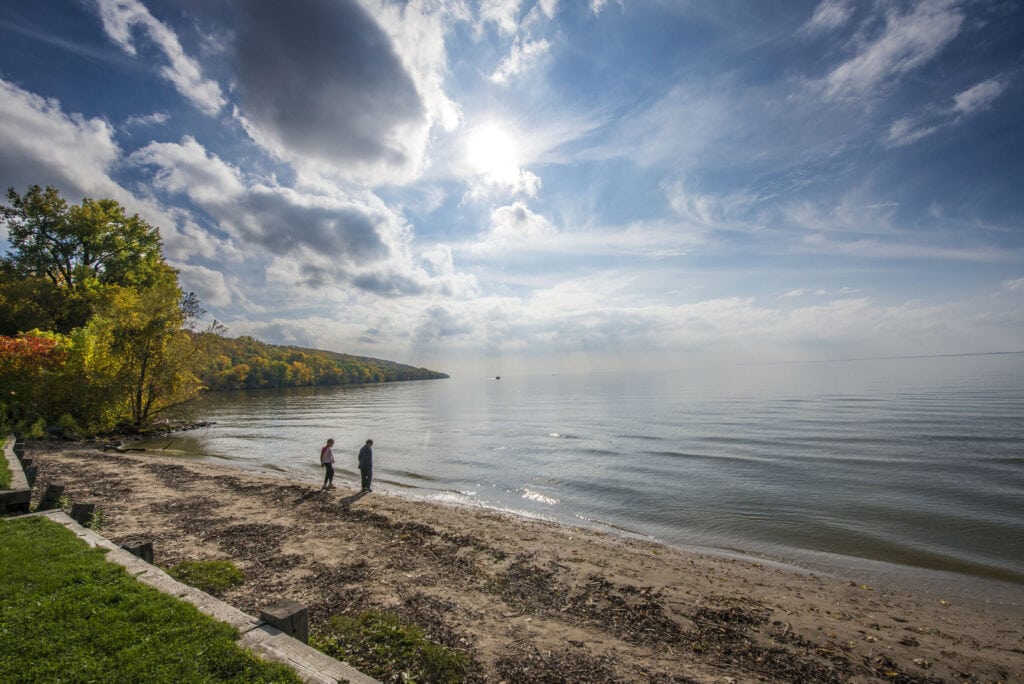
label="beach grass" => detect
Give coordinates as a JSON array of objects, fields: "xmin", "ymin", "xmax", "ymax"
[
  {"xmin": 0, "ymin": 516, "xmax": 301, "ymax": 683},
  {"xmin": 167, "ymin": 559, "xmax": 245, "ymax": 595},
  {"xmin": 312, "ymin": 610, "xmax": 471, "ymax": 683},
  {"xmin": 0, "ymin": 435, "xmax": 11, "ymax": 489}
]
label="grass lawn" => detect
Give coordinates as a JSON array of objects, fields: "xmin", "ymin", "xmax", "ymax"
[
  {"xmin": 0, "ymin": 516, "xmax": 301, "ymax": 683},
  {"xmin": 0, "ymin": 435, "xmax": 11, "ymax": 489}
]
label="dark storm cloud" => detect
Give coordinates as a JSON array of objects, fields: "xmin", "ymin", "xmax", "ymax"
[
  {"xmin": 351, "ymin": 271, "xmax": 425, "ymax": 296},
  {"xmin": 232, "ymin": 0, "xmax": 425, "ymax": 167},
  {"xmin": 241, "ymin": 190, "xmax": 390, "ymax": 259}
]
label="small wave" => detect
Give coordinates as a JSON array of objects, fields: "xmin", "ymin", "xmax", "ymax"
[
  {"xmin": 549, "ymin": 432, "xmax": 578, "ymax": 439},
  {"xmin": 391, "ymin": 469, "xmax": 437, "ymax": 482},
  {"xmin": 520, "ymin": 488, "xmax": 559, "ymax": 505}
]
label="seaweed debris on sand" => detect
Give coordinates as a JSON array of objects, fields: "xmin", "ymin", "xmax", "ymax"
[{"xmin": 25, "ymin": 442, "xmax": 1023, "ymax": 683}]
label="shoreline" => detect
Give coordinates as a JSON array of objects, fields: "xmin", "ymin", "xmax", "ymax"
[
  {"xmin": 165, "ymin": 450, "xmax": 1024, "ymax": 608},
  {"xmin": 25, "ymin": 441, "xmax": 1023, "ymax": 682}
]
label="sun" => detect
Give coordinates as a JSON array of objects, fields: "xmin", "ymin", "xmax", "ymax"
[{"xmin": 464, "ymin": 123, "xmax": 520, "ymax": 181}]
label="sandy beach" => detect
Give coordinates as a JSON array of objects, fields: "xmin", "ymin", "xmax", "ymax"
[{"xmin": 25, "ymin": 442, "xmax": 1023, "ymax": 683}]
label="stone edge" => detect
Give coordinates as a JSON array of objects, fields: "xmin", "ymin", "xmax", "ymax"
[
  {"xmin": 9, "ymin": 510, "xmax": 378, "ymax": 684},
  {"xmin": 0, "ymin": 439, "xmax": 31, "ymax": 513}
]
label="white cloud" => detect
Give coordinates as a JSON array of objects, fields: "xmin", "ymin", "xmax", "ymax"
[
  {"xmin": 95, "ymin": 0, "xmax": 226, "ymax": 116},
  {"xmin": 821, "ymin": 1, "xmax": 963, "ymax": 100},
  {"xmin": 797, "ymin": 234, "xmax": 1013, "ymax": 262},
  {"xmin": 885, "ymin": 116, "xmax": 940, "ymax": 147},
  {"xmin": 129, "ymin": 136, "xmax": 483, "ymax": 306},
  {"xmin": 364, "ymin": 0, "xmax": 463, "ymax": 133},
  {"xmin": 0, "ymin": 78, "xmax": 123, "ymax": 199},
  {"xmin": 479, "ymin": 0, "xmax": 523, "ymax": 34},
  {"xmin": 662, "ymin": 181, "xmax": 760, "ymax": 232},
  {"xmin": 490, "ymin": 38, "xmax": 551, "ymax": 84},
  {"xmin": 953, "ymin": 77, "xmax": 1008, "ymax": 115},
  {"xmin": 885, "ymin": 76, "xmax": 1009, "ymax": 147},
  {"xmin": 175, "ymin": 263, "xmax": 232, "ymax": 307},
  {"xmin": 603, "ymin": 85, "xmax": 733, "ymax": 169},
  {"xmin": 124, "ymin": 111, "xmax": 170, "ymax": 128},
  {"xmin": 490, "ymin": 201, "xmax": 555, "ymax": 240},
  {"xmin": 801, "ymin": 0, "xmax": 853, "ymax": 35},
  {"xmin": 467, "ymin": 167, "xmax": 543, "ymax": 199},
  {"xmin": 1003, "ymin": 278, "xmax": 1024, "ymax": 292}
]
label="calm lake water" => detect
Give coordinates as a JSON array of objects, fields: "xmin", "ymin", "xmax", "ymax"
[{"xmin": 141, "ymin": 353, "xmax": 1024, "ymax": 603}]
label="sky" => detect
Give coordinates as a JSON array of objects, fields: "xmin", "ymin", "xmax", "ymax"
[{"xmin": 1, "ymin": 0, "xmax": 1022, "ymax": 376}]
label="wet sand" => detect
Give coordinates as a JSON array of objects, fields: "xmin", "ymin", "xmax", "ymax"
[{"xmin": 27, "ymin": 442, "xmax": 1023, "ymax": 683}]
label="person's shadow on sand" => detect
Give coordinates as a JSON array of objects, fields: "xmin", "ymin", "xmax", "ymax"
[{"xmin": 339, "ymin": 491, "xmax": 368, "ymax": 506}]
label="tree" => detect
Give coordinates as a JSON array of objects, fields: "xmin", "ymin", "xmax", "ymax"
[
  {"xmin": 0, "ymin": 334, "xmax": 66, "ymax": 431},
  {"xmin": 96, "ymin": 275, "xmax": 204, "ymax": 427},
  {"xmin": 1, "ymin": 185, "xmax": 210, "ymax": 432},
  {"xmin": 0, "ymin": 185, "xmax": 163, "ymax": 333}
]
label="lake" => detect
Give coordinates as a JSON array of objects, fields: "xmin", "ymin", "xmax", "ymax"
[{"xmin": 138, "ymin": 353, "xmax": 1024, "ymax": 603}]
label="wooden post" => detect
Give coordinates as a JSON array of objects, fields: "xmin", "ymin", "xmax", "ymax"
[
  {"xmin": 37, "ymin": 482, "xmax": 65, "ymax": 511},
  {"xmin": 70, "ymin": 502, "xmax": 96, "ymax": 526},
  {"xmin": 260, "ymin": 599, "xmax": 309, "ymax": 644},
  {"xmin": 121, "ymin": 541, "xmax": 154, "ymax": 564},
  {"xmin": 24, "ymin": 465, "xmax": 38, "ymax": 488}
]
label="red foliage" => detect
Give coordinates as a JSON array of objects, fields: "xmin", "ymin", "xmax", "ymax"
[{"xmin": 0, "ymin": 335, "xmax": 65, "ymax": 376}]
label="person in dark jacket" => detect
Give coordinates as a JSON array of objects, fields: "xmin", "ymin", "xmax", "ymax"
[{"xmin": 358, "ymin": 439, "xmax": 374, "ymax": 492}]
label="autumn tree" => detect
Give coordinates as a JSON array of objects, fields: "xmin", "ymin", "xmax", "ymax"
[
  {"xmin": 0, "ymin": 185, "xmax": 163, "ymax": 333},
  {"xmin": 1, "ymin": 186, "xmax": 207, "ymax": 432}
]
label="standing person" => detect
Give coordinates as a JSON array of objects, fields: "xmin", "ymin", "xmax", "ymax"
[
  {"xmin": 358, "ymin": 439, "xmax": 374, "ymax": 492},
  {"xmin": 320, "ymin": 438, "xmax": 336, "ymax": 490}
]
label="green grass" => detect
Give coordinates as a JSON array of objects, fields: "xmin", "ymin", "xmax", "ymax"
[
  {"xmin": 167, "ymin": 559, "xmax": 245, "ymax": 595},
  {"xmin": 0, "ymin": 435, "xmax": 10, "ymax": 489},
  {"xmin": 0, "ymin": 516, "xmax": 301, "ymax": 683},
  {"xmin": 312, "ymin": 610, "xmax": 470, "ymax": 683}
]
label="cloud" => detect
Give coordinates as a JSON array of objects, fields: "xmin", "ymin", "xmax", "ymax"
[
  {"xmin": 129, "ymin": 136, "xmax": 481, "ymax": 303},
  {"xmin": 0, "ymin": 78, "xmax": 122, "ymax": 199},
  {"xmin": 360, "ymin": 0, "xmax": 462, "ymax": 133},
  {"xmin": 953, "ymin": 77, "xmax": 1008, "ymax": 115},
  {"xmin": 797, "ymin": 234, "xmax": 1013, "ymax": 262},
  {"xmin": 479, "ymin": 0, "xmax": 523, "ymax": 35},
  {"xmin": 885, "ymin": 76, "xmax": 1009, "ymax": 147},
  {"xmin": 124, "ymin": 111, "xmax": 170, "ymax": 128},
  {"xmin": 175, "ymin": 263, "xmax": 232, "ymax": 307},
  {"xmin": 1003, "ymin": 278, "xmax": 1024, "ymax": 292},
  {"xmin": 490, "ymin": 202, "xmax": 555, "ymax": 240},
  {"xmin": 885, "ymin": 116, "xmax": 941, "ymax": 147},
  {"xmin": 490, "ymin": 38, "xmax": 551, "ymax": 84},
  {"xmin": 800, "ymin": 0, "xmax": 853, "ymax": 35},
  {"xmin": 414, "ymin": 305, "xmax": 474, "ymax": 344},
  {"xmin": 95, "ymin": 0, "xmax": 226, "ymax": 116},
  {"xmin": 231, "ymin": 0, "xmax": 428, "ymax": 183},
  {"xmin": 821, "ymin": 1, "xmax": 963, "ymax": 100},
  {"xmin": 132, "ymin": 137, "xmax": 394, "ymax": 268},
  {"xmin": 600, "ymin": 85, "xmax": 733, "ymax": 169}
]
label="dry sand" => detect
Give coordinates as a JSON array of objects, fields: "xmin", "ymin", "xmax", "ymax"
[{"xmin": 26, "ymin": 442, "xmax": 1023, "ymax": 683}]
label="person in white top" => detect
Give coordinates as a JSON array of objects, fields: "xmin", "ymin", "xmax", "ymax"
[{"xmin": 320, "ymin": 438, "xmax": 336, "ymax": 489}]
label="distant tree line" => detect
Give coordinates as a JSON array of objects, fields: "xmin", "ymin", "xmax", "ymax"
[
  {"xmin": 0, "ymin": 185, "xmax": 445, "ymax": 437},
  {"xmin": 197, "ymin": 334, "xmax": 447, "ymax": 391}
]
